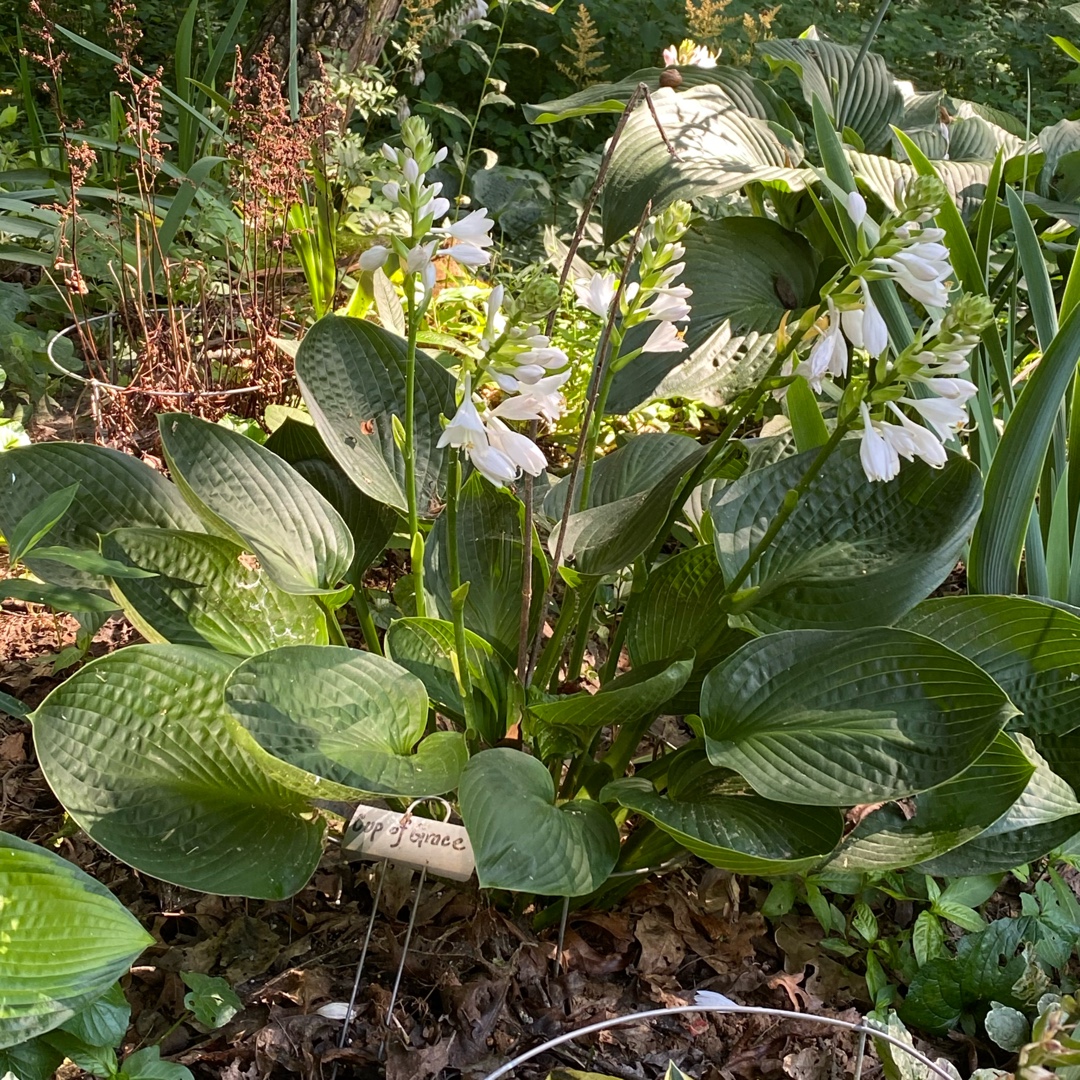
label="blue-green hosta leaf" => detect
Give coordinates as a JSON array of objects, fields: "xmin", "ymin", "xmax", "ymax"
[
  {"xmin": 711, "ymin": 441, "xmax": 982, "ymax": 632},
  {"xmin": 700, "ymin": 628, "xmax": 1018, "ymax": 806},
  {"xmin": 293, "ymin": 316, "xmax": 455, "ymax": 515},
  {"xmin": 385, "ymin": 617, "xmax": 515, "ymax": 746},
  {"xmin": 758, "ymin": 36, "xmax": 902, "ymax": 153},
  {"xmin": 624, "ymin": 545, "xmax": 752, "ymax": 714},
  {"xmin": 224, "ymin": 646, "xmax": 466, "ymax": 798},
  {"xmin": 459, "ymin": 748, "xmax": 620, "ymax": 895},
  {"xmin": 917, "ymin": 735, "xmax": 1080, "ymax": 876},
  {"xmin": 848, "ymin": 151, "xmax": 993, "ymax": 221},
  {"xmin": 101, "ymin": 529, "xmax": 329, "ymax": 655},
  {"xmin": 0, "ymin": 832, "xmax": 151, "ymax": 1050},
  {"xmin": 32, "ymin": 646, "xmax": 324, "ymax": 899},
  {"xmin": 899, "ymin": 595, "xmax": 1080, "ymax": 737},
  {"xmin": 0, "ymin": 441, "xmax": 203, "ymax": 590},
  {"xmin": 158, "ymin": 413, "xmax": 353, "ymax": 595},
  {"xmin": 603, "ymin": 751, "xmax": 842, "ymax": 875},
  {"xmin": 601, "ymin": 84, "xmax": 809, "ymax": 243},
  {"xmin": 826, "ymin": 733, "xmax": 1035, "ymax": 872}
]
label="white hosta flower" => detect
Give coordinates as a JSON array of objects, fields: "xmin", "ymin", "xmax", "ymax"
[
  {"xmin": 574, "ymin": 272, "xmax": 617, "ymax": 318},
  {"xmin": 437, "ymin": 377, "xmax": 487, "ymax": 451},
  {"xmin": 359, "ymin": 245, "xmax": 390, "ymax": 272},
  {"xmin": 878, "ymin": 420, "xmax": 919, "ymax": 462},
  {"xmin": 883, "ymin": 259, "xmax": 950, "ymax": 308},
  {"xmin": 841, "ymin": 280, "xmax": 889, "ymax": 358},
  {"xmin": 645, "ymin": 291, "xmax": 692, "ymax": 323},
  {"xmin": 642, "ymin": 320, "xmax": 688, "ymax": 354},
  {"xmin": 468, "ymin": 442, "xmax": 519, "ymax": 486},
  {"xmin": 492, "ymin": 370, "xmax": 570, "ymax": 423},
  {"xmin": 913, "ymin": 375, "xmax": 977, "ymax": 403},
  {"xmin": 383, "ymin": 181, "xmax": 401, "ymax": 203},
  {"xmin": 445, "ymin": 242, "xmax": 491, "ymax": 268},
  {"xmin": 662, "ymin": 44, "xmax": 678, "ymax": 66},
  {"xmin": 405, "ymin": 240, "xmax": 437, "ymax": 274},
  {"xmin": 480, "ymin": 285, "xmax": 505, "ymax": 352},
  {"xmin": 886, "ymin": 402, "xmax": 947, "ymax": 468},
  {"xmin": 380, "ymin": 144, "xmax": 399, "ymax": 165},
  {"xmin": 689, "ymin": 44, "xmax": 718, "ymax": 68},
  {"xmin": 797, "ymin": 298, "xmax": 847, "ymax": 391},
  {"xmin": 485, "ymin": 415, "xmax": 546, "ymax": 476},
  {"xmin": 403, "ymin": 156, "xmax": 420, "ymax": 184},
  {"xmin": 859, "ymin": 402, "xmax": 901, "ymax": 482},
  {"xmin": 845, "ymin": 191, "xmax": 867, "ymax": 228},
  {"xmin": 440, "ymin": 208, "xmax": 495, "ymax": 248},
  {"xmin": 515, "ymin": 346, "xmax": 568, "ymax": 370},
  {"xmin": 900, "ymin": 394, "xmax": 968, "ymax": 441}
]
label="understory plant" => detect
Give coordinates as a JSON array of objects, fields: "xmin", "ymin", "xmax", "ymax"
[{"xmin": 8, "ymin": 30, "xmax": 1080, "ymax": 1073}]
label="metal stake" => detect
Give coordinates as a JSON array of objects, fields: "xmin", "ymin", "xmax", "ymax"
[
  {"xmin": 852, "ymin": 1028, "xmax": 868, "ymax": 1080},
  {"xmin": 555, "ymin": 896, "xmax": 570, "ymax": 977},
  {"xmin": 385, "ymin": 865, "xmax": 427, "ymax": 1026},
  {"xmin": 330, "ymin": 859, "xmax": 386, "ymax": 1080}
]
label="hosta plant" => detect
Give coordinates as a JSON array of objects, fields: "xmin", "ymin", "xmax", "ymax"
[{"xmin": 4, "ymin": 112, "xmax": 1080, "ymax": 972}]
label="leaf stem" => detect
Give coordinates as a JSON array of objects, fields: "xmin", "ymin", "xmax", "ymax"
[
  {"xmin": 354, "ymin": 592, "xmax": 383, "ymax": 656},
  {"xmin": 559, "ymin": 580, "xmax": 597, "ymax": 689},
  {"xmin": 404, "ymin": 282, "xmax": 427, "ymax": 617},
  {"xmin": 446, "ymin": 450, "xmax": 478, "ymax": 739},
  {"xmin": 531, "ymin": 585, "xmax": 578, "ymax": 692}
]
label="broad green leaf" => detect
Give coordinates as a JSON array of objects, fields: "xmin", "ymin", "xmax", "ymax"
[
  {"xmin": 848, "ymin": 151, "xmax": 994, "ymax": 222},
  {"xmin": 601, "ymin": 85, "xmax": 809, "ymax": 243},
  {"xmin": 969, "ymin": 303, "xmax": 1080, "ymax": 594},
  {"xmin": 0, "ymin": 1034, "xmax": 64, "ymax": 1080},
  {"xmin": 293, "ymin": 316, "xmax": 455, "ymax": 515},
  {"xmin": 529, "ymin": 657, "xmax": 693, "ymax": 747},
  {"xmin": 459, "ymin": 748, "xmax": 619, "ymax": 895},
  {"xmin": 623, "ymin": 545, "xmax": 751, "ymax": 714},
  {"xmin": 180, "ymin": 973, "xmax": 241, "ymax": 1030},
  {"xmin": 224, "ymin": 646, "xmax": 466, "ymax": 798},
  {"xmin": 426, "ymin": 473, "xmax": 542, "ymax": 664},
  {"xmin": 101, "ymin": 529, "xmax": 329, "ymax": 655},
  {"xmin": 1038, "ymin": 118, "xmax": 1080, "ymax": 195},
  {"xmin": 825, "ymin": 733, "xmax": 1035, "ymax": 872},
  {"xmin": 899, "ymin": 596, "xmax": 1080, "ymax": 737},
  {"xmin": 159, "ymin": 413, "xmax": 353, "ymax": 595},
  {"xmin": 608, "ymin": 218, "xmax": 816, "ymax": 414},
  {"xmin": 33, "ymin": 645, "xmax": 324, "ymax": 899},
  {"xmin": 19, "ymin": 547, "xmax": 158, "ymax": 579},
  {"xmin": 711, "ymin": 441, "xmax": 982, "ymax": 632},
  {"xmin": 524, "ymin": 65, "xmax": 799, "ymax": 129},
  {"xmin": 0, "ymin": 442, "xmax": 202, "ymax": 590},
  {"xmin": 0, "ymin": 831, "xmax": 151, "ymax": 1049},
  {"xmin": 0, "ymin": 692, "xmax": 28, "ymax": 720},
  {"xmin": 59, "ymin": 983, "xmax": 129, "ymax": 1047},
  {"xmin": 6, "ymin": 483, "xmax": 79, "ymax": 563},
  {"xmin": 0, "ymin": 578, "xmax": 119, "ymax": 614},
  {"xmin": 603, "ymin": 751, "xmax": 842, "ymax": 875},
  {"xmin": 265, "ymin": 418, "xmax": 398, "ymax": 583},
  {"xmin": 385, "ymin": 617, "xmax": 513, "ymax": 745},
  {"xmin": 918, "ymin": 735, "xmax": 1080, "ymax": 876},
  {"xmin": 119, "ymin": 1045, "xmax": 193, "ymax": 1080},
  {"xmin": 700, "ymin": 628, "xmax": 1017, "ymax": 806},
  {"xmin": 547, "ymin": 435, "xmax": 707, "ymax": 576},
  {"xmin": 758, "ymin": 37, "xmax": 902, "ymax": 153}
]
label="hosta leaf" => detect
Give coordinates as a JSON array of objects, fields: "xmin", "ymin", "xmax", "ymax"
[
  {"xmin": 386, "ymin": 617, "xmax": 513, "ymax": 744},
  {"xmin": 602, "ymin": 85, "xmax": 809, "ymax": 243},
  {"xmin": 899, "ymin": 596, "xmax": 1080, "ymax": 737},
  {"xmin": 459, "ymin": 748, "xmax": 619, "ymax": 895},
  {"xmin": 0, "ymin": 832, "xmax": 151, "ymax": 1049},
  {"xmin": 32, "ymin": 645, "xmax": 324, "ymax": 899},
  {"xmin": 1038, "ymin": 118, "xmax": 1080, "ymax": 195},
  {"xmin": 546, "ymin": 434, "xmax": 707, "ymax": 576},
  {"xmin": 524, "ymin": 65, "xmax": 799, "ymax": 129},
  {"xmin": 101, "ymin": 529, "xmax": 328, "ymax": 655},
  {"xmin": 758, "ymin": 36, "xmax": 902, "ymax": 153},
  {"xmin": 224, "ymin": 645, "xmax": 466, "ymax": 798},
  {"xmin": 603, "ymin": 751, "xmax": 842, "ymax": 875},
  {"xmin": 159, "ymin": 413, "xmax": 353, "ymax": 595},
  {"xmin": 848, "ymin": 152, "xmax": 992, "ymax": 221},
  {"xmin": 623, "ymin": 545, "xmax": 752, "ymax": 714},
  {"xmin": 826, "ymin": 732, "xmax": 1035, "ymax": 872},
  {"xmin": 265, "ymin": 417, "xmax": 398, "ymax": 583},
  {"xmin": 294, "ymin": 316, "xmax": 455, "ymax": 515},
  {"xmin": 426, "ymin": 473, "xmax": 542, "ymax": 664},
  {"xmin": 711, "ymin": 441, "xmax": 982, "ymax": 632},
  {"xmin": 529, "ymin": 657, "xmax": 693, "ymax": 747},
  {"xmin": 918, "ymin": 737, "xmax": 1080, "ymax": 877},
  {"xmin": 608, "ymin": 219, "xmax": 816, "ymax": 413},
  {"xmin": 0, "ymin": 442, "xmax": 202, "ymax": 590},
  {"xmin": 700, "ymin": 628, "xmax": 1017, "ymax": 806}
]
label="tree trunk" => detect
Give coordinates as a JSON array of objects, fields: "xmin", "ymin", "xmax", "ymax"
[{"xmin": 250, "ymin": 0, "xmax": 403, "ymax": 86}]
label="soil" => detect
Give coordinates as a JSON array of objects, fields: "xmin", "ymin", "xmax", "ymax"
[{"xmin": 1, "ymin": 589, "xmax": 959, "ymax": 1080}]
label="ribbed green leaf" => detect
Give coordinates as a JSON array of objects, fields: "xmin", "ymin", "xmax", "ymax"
[
  {"xmin": 848, "ymin": 150, "xmax": 993, "ymax": 222},
  {"xmin": 102, "ymin": 529, "xmax": 328, "ymax": 655},
  {"xmin": 623, "ymin": 545, "xmax": 751, "ymax": 713},
  {"xmin": 224, "ymin": 645, "xmax": 466, "ymax": 798},
  {"xmin": 603, "ymin": 751, "xmax": 842, "ymax": 875},
  {"xmin": 459, "ymin": 748, "xmax": 620, "ymax": 895},
  {"xmin": 159, "ymin": 414, "xmax": 353, "ymax": 595},
  {"xmin": 711, "ymin": 441, "xmax": 982, "ymax": 631},
  {"xmin": 969, "ymin": 303, "xmax": 1080, "ymax": 593},
  {"xmin": 700, "ymin": 628, "xmax": 1017, "ymax": 805},
  {"xmin": 0, "ymin": 832, "xmax": 151, "ymax": 1049},
  {"xmin": 0, "ymin": 442, "xmax": 202, "ymax": 590},
  {"xmin": 294, "ymin": 316, "xmax": 455, "ymax": 515},
  {"xmin": 826, "ymin": 733, "xmax": 1035, "ymax": 872},
  {"xmin": 899, "ymin": 595, "xmax": 1080, "ymax": 737},
  {"xmin": 33, "ymin": 645, "xmax": 324, "ymax": 899}
]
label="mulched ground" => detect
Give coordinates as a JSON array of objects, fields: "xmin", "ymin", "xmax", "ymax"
[{"xmin": 1, "ymin": 598, "xmax": 962, "ymax": 1080}]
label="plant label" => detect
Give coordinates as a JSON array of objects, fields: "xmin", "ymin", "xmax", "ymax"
[{"xmin": 342, "ymin": 805, "xmax": 476, "ymax": 881}]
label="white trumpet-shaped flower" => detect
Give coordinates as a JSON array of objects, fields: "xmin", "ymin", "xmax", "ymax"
[
  {"xmin": 841, "ymin": 280, "xmax": 889, "ymax": 358},
  {"xmin": 359, "ymin": 245, "xmax": 390, "ymax": 272},
  {"xmin": 574, "ymin": 272, "xmax": 617, "ymax": 318},
  {"xmin": 845, "ymin": 191, "xmax": 867, "ymax": 228},
  {"xmin": 485, "ymin": 415, "xmax": 547, "ymax": 476},
  {"xmin": 797, "ymin": 298, "xmax": 847, "ymax": 391},
  {"xmin": 492, "ymin": 370, "xmax": 570, "ymax": 423},
  {"xmin": 859, "ymin": 402, "xmax": 901, "ymax": 483},
  {"xmin": 642, "ymin": 320, "xmax": 688, "ymax": 354},
  {"xmin": 900, "ymin": 394, "xmax": 968, "ymax": 441},
  {"xmin": 886, "ymin": 402, "xmax": 947, "ymax": 468}
]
